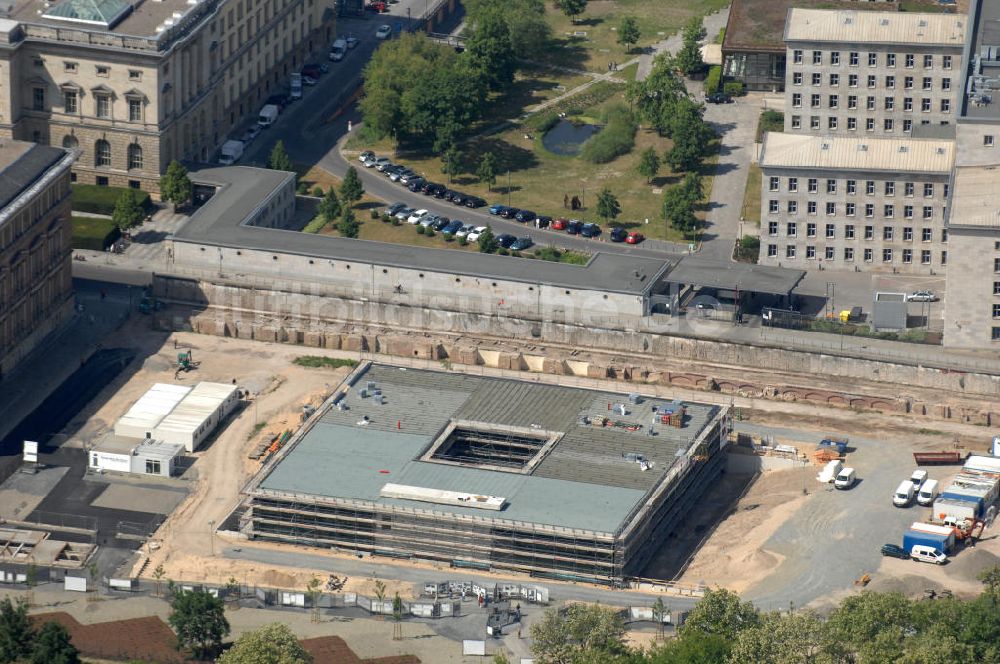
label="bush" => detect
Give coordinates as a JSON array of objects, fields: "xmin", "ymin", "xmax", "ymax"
[
  {"xmin": 534, "ymin": 246, "xmax": 562, "ymax": 261},
  {"xmin": 704, "ymin": 65, "xmax": 722, "ymax": 94},
  {"xmin": 443, "ymin": 233, "xmax": 454, "ymax": 242},
  {"xmin": 293, "ymin": 356, "xmax": 358, "ymax": 369},
  {"xmin": 370, "ymin": 208, "xmax": 380, "ymax": 219},
  {"xmin": 497, "ymin": 247, "xmax": 509, "ymax": 255},
  {"xmin": 529, "ymin": 111, "xmax": 560, "ymax": 132},
  {"xmin": 735, "ymin": 234, "xmax": 760, "ymax": 262},
  {"xmin": 415, "ymin": 225, "xmax": 426, "ymax": 235},
  {"xmin": 392, "ymin": 219, "xmax": 401, "ymax": 226},
  {"xmin": 302, "ymin": 216, "xmax": 328, "ymax": 233},
  {"xmin": 458, "ymin": 236, "xmax": 468, "ymax": 246},
  {"xmin": 723, "ymin": 81, "xmax": 746, "ymax": 97},
  {"xmin": 425, "ymin": 228, "xmax": 436, "ymax": 238},
  {"xmin": 71, "ymin": 184, "xmax": 152, "ymax": 216},
  {"xmin": 71, "ymin": 216, "xmax": 120, "ymax": 250},
  {"xmin": 296, "ymin": 182, "xmax": 310, "ymax": 194},
  {"xmin": 312, "ymin": 186, "xmax": 324, "ymax": 197},
  {"xmin": 580, "ymin": 105, "xmax": 637, "ymax": 164}
]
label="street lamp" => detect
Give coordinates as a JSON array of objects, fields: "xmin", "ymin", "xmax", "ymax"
[{"xmin": 208, "ymin": 519, "xmax": 215, "ymax": 556}]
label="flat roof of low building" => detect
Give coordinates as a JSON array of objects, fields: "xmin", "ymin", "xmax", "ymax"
[
  {"xmin": 760, "ymin": 133, "xmax": 955, "ymax": 174},
  {"xmin": 960, "ymin": 0, "xmax": 1000, "ymax": 121},
  {"xmin": 174, "ymin": 167, "xmax": 672, "ymax": 296},
  {"xmin": 666, "ymin": 257, "xmax": 805, "ymax": 296},
  {"xmin": 153, "ymin": 381, "xmax": 237, "ymax": 439},
  {"xmin": 948, "ymin": 165, "xmax": 1000, "ymax": 228},
  {"xmin": 114, "ymin": 383, "xmax": 192, "ymax": 436},
  {"xmin": 0, "ymin": 140, "xmax": 67, "ymax": 211},
  {"xmin": 252, "ymin": 364, "xmax": 721, "ymax": 535},
  {"xmin": 785, "ymin": 8, "xmax": 967, "ymax": 46}
]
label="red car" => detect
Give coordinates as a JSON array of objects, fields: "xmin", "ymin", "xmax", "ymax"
[
  {"xmin": 551, "ymin": 217, "xmax": 568, "ymax": 230},
  {"xmin": 626, "ymin": 232, "xmax": 645, "ymax": 244},
  {"xmin": 366, "ymin": 1, "xmax": 388, "ymax": 11}
]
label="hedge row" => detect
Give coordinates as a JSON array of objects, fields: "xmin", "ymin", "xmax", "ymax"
[
  {"xmin": 71, "ymin": 184, "xmax": 153, "ymax": 216},
  {"xmin": 704, "ymin": 65, "xmax": 722, "ymax": 94},
  {"xmin": 580, "ymin": 105, "xmax": 637, "ymax": 164},
  {"xmin": 71, "ymin": 216, "xmax": 121, "ymax": 251}
]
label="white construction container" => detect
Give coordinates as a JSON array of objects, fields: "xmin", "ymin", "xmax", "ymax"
[
  {"xmin": 931, "ymin": 497, "xmax": 978, "ymax": 523},
  {"xmin": 153, "ymin": 382, "xmax": 239, "ymax": 452},
  {"xmin": 817, "ymin": 460, "xmax": 843, "ymax": 483},
  {"xmin": 114, "ymin": 383, "xmax": 192, "ymax": 439},
  {"xmin": 965, "ymin": 455, "xmax": 1000, "ymax": 474}
]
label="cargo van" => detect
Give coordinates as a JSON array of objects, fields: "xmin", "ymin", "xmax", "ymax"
[
  {"xmin": 329, "ymin": 38, "xmax": 347, "ymax": 61},
  {"xmin": 218, "ymin": 140, "xmax": 245, "ymax": 165},
  {"xmin": 290, "ymin": 73, "xmax": 303, "ymax": 100},
  {"xmin": 910, "ymin": 545, "xmax": 947, "ymax": 565},
  {"xmin": 910, "ymin": 469, "xmax": 928, "ymax": 487},
  {"xmin": 917, "ymin": 479, "xmax": 939, "ymax": 506},
  {"xmin": 834, "ymin": 467, "xmax": 856, "ymax": 490},
  {"xmin": 893, "ymin": 480, "xmax": 915, "ymax": 507},
  {"xmin": 258, "ymin": 104, "xmax": 279, "ymax": 128}
]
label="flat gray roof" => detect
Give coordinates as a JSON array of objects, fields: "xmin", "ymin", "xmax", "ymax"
[
  {"xmin": 961, "ymin": 0, "xmax": 1000, "ymax": 122},
  {"xmin": 0, "ymin": 141, "xmax": 66, "ymax": 211},
  {"xmin": 175, "ymin": 167, "xmax": 671, "ymax": 295},
  {"xmin": 666, "ymin": 257, "xmax": 806, "ymax": 296},
  {"xmin": 255, "ymin": 364, "xmax": 719, "ymax": 535}
]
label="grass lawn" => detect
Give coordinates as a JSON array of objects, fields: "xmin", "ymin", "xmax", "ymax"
[
  {"xmin": 71, "ymin": 216, "xmax": 119, "ymax": 251},
  {"xmin": 741, "ymin": 163, "xmax": 761, "ymax": 225},
  {"xmin": 538, "ymin": 0, "xmax": 731, "ymax": 73},
  {"xmin": 755, "ymin": 109, "xmax": 784, "ymax": 143}
]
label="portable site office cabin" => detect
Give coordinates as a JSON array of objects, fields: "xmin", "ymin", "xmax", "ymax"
[
  {"xmin": 114, "ymin": 383, "xmax": 192, "ymax": 439},
  {"xmin": 152, "ymin": 382, "xmax": 240, "ymax": 452}
]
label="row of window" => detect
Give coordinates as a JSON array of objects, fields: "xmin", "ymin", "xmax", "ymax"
[
  {"xmin": 791, "ymin": 50, "xmax": 952, "ymax": 70},
  {"xmin": 766, "ymin": 222, "xmax": 944, "ymax": 241},
  {"xmin": 33, "ymin": 57, "xmax": 142, "ymax": 81},
  {"xmin": 33, "ymin": 88, "xmax": 145, "ymax": 123},
  {"xmin": 59, "ymin": 136, "xmax": 144, "ymax": 170},
  {"xmin": 791, "ymin": 94, "xmax": 950, "ymax": 113},
  {"xmin": 791, "ymin": 72, "xmax": 950, "ymax": 91},
  {"xmin": 790, "ymin": 116, "xmax": 946, "ymax": 132},
  {"xmin": 766, "ymin": 244, "xmax": 945, "ymax": 264},
  {"xmin": 767, "ymin": 177, "xmax": 944, "ymax": 197},
  {"xmin": 768, "ymin": 201, "xmax": 939, "ymax": 219}
]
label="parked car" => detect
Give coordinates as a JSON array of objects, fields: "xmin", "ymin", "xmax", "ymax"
[
  {"xmin": 499, "ymin": 207, "xmax": 519, "ymax": 219},
  {"xmin": 610, "ymin": 226, "xmax": 628, "ymax": 242},
  {"xmin": 386, "ymin": 202, "xmax": 407, "ymax": 216},
  {"xmin": 375, "ymin": 24, "xmax": 392, "ymax": 39},
  {"xmin": 489, "ymin": 204, "xmax": 507, "ymax": 215},
  {"xmin": 464, "ymin": 196, "xmax": 486, "ymax": 208},
  {"xmin": 626, "ymin": 231, "xmax": 645, "ymax": 244},
  {"xmin": 422, "ymin": 183, "xmax": 444, "ymax": 196},
  {"xmin": 566, "ymin": 220, "xmax": 582, "ymax": 235},
  {"xmin": 910, "ymin": 545, "xmax": 948, "ymax": 565},
  {"xmin": 241, "ymin": 125, "xmax": 262, "ymax": 144},
  {"xmin": 302, "ymin": 64, "xmax": 324, "ymax": 78},
  {"xmin": 419, "ymin": 214, "xmax": 439, "ymax": 227},
  {"xmin": 373, "ymin": 158, "xmax": 392, "ymax": 171},
  {"xmin": 432, "ymin": 217, "xmax": 452, "ymax": 231},
  {"xmin": 389, "ymin": 168, "xmax": 412, "ymax": 182},
  {"xmin": 511, "ymin": 237, "xmax": 534, "ymax": 251},
  {"xmin": 551, "ymin": 217, "xmax": 568, "ymax": 231},
  {"xmin": 433, "ymin": 186, "xmax": 449, "ymax": 199},
  {"xmin": 394, "ymin": 207, "xmax": 415, "ymax": 220},
  {"xmin": 442, "ymin": 220, "xmax": 464, "ymax": 235},
  {"xmin": 467, "ymin": 226, "xmax": 488, "ymax": 242},
  {"xmin": 265, "ymin": 94, "xmax": 289, "ymax": 111},
  {"xmin": 406, "ymin": 178, "xmax": 426, "ymax": 192},
  {"xmin": 407, "ymin": 209, "xmax": 429, "ymax": 224},
  {"xmin": 514, "ymin": 209, "xmax": 536, "ymax": 223},
  {"xmin": 449, "ymin": 192, "xmax": 468, "ymax": 205},
  {"xmin": 536, "ymin": 215, "xmax": 551, "ymax": 228},
  {"xmin": 880, "ymin": 543, "xmax": 910, "ymax": 560},
  {"xmin": 361, "ymin": 154, "xmax": 378, "ymax": 168},
  {"xmin": 496, "ymin": 233, "xmax": 517, "ymax": 248},
  {"xmin": 358, "ymin": 150, "xmax": 375, "ymax": 164},
  {"xmin": 302, "ymin": 76, "xmax": 317, "ymax": 86},
  {"xmin": 400, "ymin": 171, "xmax": 422, "ymax": 185},
  {"xmin": 455, "ymin": 224, "xmax": 476, "ymax": 238},
  {"xmin": 706, "ymin": 93, "xmax": 733, "ymax": 104},
  {"xmin": 366, "ymin": 1, "xmax": 388, "ymax": 11},
  {"xmin": 580, "ymin": 223, "xmax": 601, "ymax": 238},
  {"xmin": 907, "ymin": 290, "xmax": 938, "ymax": 302},
  {"xmin": 893, "ymin": 480, "xmax": 915, "ymax": 507},
  {"xmin": 345, "ymin": 35, "xmax": 359, "ymax": 49},
  {"xmin": 834, "ymin": 467, "xmax": 857, "ymax": 490}
]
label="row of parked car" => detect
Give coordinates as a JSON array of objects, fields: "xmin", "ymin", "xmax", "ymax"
[
  {"xmin": 383, "ymin": 203, "xmax": 534, "ymax": 250},
  {"xmin": 358, "ymin": 151, "xmax": 647, "ymax": 245}
]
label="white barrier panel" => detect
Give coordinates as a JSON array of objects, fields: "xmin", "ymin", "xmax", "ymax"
[
  {"xmin": 410, "ymin": 603, "xmax": 435, "ymax": 617},
  {"xmin": 280, "ymin": 592, "xmax": 305, "ymax": 607},
  {"xmin": 344, "ymin": 592, "xmax": 358, "ymax": 605},
  {"xmin": 463, "ymin": 640, "xmax": 486, "ymax": 656},
  {"xmin": 109, "ymin": 578, "xmax": 136, "ymax": 591},
  {"xmin": 64, "ymin": 577, "xmax": 87, "ymax": 592}
]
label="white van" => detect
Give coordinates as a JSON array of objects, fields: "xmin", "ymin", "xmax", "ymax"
[
  {"xmin": 917, "ymin": 479, "xmax": 939, "ymax": 506},
  {"xmin": 329, "ymin": 38, "xmax": 347, "ymax": 62},
  {"xmin": 258, "ymin": 104, "xmax": 279, "ymax": 128},
  {"xmin": 834, "ymin": 467, "xmax": 857, "ymax": 490},
  {"xmin": 910, "ymin": 545, "xmax": 947, "ymax": 565},
  {"xmin": 893, "ymin": 480, "xmax": 915, "ymax": 507},
  {"xmin": 910, "ymin": 469, "xmax": 928, "ymax": 487},
  {"xmin": 290, "ymin": 73, "xmax": 303, "ymax": 101}
]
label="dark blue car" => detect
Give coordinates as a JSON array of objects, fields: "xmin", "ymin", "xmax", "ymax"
[{"xmin": 489, "ymin": 203, "xmax": 506, "ymax": 215}]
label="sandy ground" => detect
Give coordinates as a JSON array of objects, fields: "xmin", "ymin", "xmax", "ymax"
[{"xmin": 679, "ymin": 468, "xmax": 812, "ymax": 593}]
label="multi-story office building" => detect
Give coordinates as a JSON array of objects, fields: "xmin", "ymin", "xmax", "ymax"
[
  {"xmin": 758, "ymin": 133, "xmax": 953, "ymax": 272},
  {"xmin": 783, "ymin": 9, "xmax": 966, "ymax": 137},
  {"xmin": 944, "ymin": 0, "xmax": 1000, "ymax": 348},
  {"xmin": 0, "ymin": 140, "xmax": 75, "ymax": 379},
  {"xmin": 0, "ymin": 0, "xmax": 334, "ymax": 192}
]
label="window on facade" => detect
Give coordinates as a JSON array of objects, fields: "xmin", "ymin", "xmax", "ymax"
[
  {"xmin": 905, "ymin": 54, "xmax": 914, "ymax": 68},
  {"xmin": 808, "ymin": 201, "xmax": 817, "ymax": 214},
  {"xmin": 921, "ymin": 250, "xmax": 931, "ymax": 265},
  {"xmin": 884, "ymin": 205, "xmax": 894, "ymax": 219},
  {"xmin": 811, "ymin": 116, "xmax": 820, "ymax": 129},
  {"xmin": 793, "ymin": 72, "xmax": 802, "ymax": 85},
  {"xmin": 849, "ymin": 74, "xmax": 858, "ymax": 87},
  {"xmin": 32, "ymin": 87, "xmax": 45, "ymax": 111},
  {"xmin": 923, "ymin": 228, "xmax": 933, "ymax": 242},
  {"xmin": 902, "ymin": 249, "xmax": 912, "ymax": 263},
  {"xmin": 923, "ymin": 54, "xmax": 933, "ymax": 68},
  {"xmin": 923, "ymin": 183, "xmax": 934, "ymax": 198},
  {"xmin": 905, "ymin": 76, "xmax": 914, "ymax": 89},
  {"xmin": 788, "ymin": 177, "xmax": 798, "ymax": 192},
  {"xmin": 846, "ymin": 203, "xmax": 856, "ymax": 216},
  {"xmin": 793, "ymin": 50, "xmax": 803, "ymax": 64},
  {"xmin": 129, "ymin": 69, "xmax": 142, "ymax": 81},
  {"xmin": 811, "ymin": 73, "xmax": 822, "ymax": 86},
  {"xmin": 826, "ymin": 179, "xmax": 837, "ymax": 194},
  {"xmin": 63, "ymin": 90, "xmax": 77, "ymax": 114},
  {"xmin": 921, "ymin": 98, "xmax": 931, "ymax": 112},
  {"xmin": 808, "ymin": 178, "xmax": 818, "ymax": 193},
  {"xmin": 806, "ymin": 245, "xmax": 816, "ymax": 259},
  {"xmin": 829, "ymin": 94, "xmax": 839, "ymax": 108},
  {"xmin": 884, "ymin": 119, "xmax": 894, "ymax": 131},
  {"xmin": 885, "ymin": 97, "xmax": 894, "ymax": 111},
  {"xmin": 787, "ymin": 222, "xmax": 797, "ymax": 236},
  {"xmin": 867, "ymin": 75, "xmax": 876, "ymax": 89},
  {"xmin": 768, "ymin": 244, "xmax": 778, "ymax": 257},
  {"xmin": 769, "ymin": 200, "xmax": 779, "ymax": 213},
  {"xmin": 811, "ymin": 94, "xmax": 821, "ymax": 108},
  {"xmin": 812, "ymin": 50, "xmax": 822, "ymax": 65},
  {"xmin": 994, "ymin": 281, "xmax": 1000, "ymax": 295},
  {"xmin": 826, "ymin": 202, "xmax": 836, "ymax": 215},
  {"xmin": 825, "ymin": 247, "xmax": 835, "ymax": 260},
  {"xmin": 847, "ymin": 95, "xmax": 858, "ymax": 110},
  {"xmin": 904, "ymin": 97, "xmax": 913, "ymax": 112},
  {"xmin": 868, "ymin": 53, "xmax": 877, "ymax": 67},
  {"xmin": 866, "ymin": 96, "xmax": 876, "ymax": 110},
  {"xmin": 96, "ymin": 94, "xmax": 111, "ymax": 118},
  {"xmin": 867, "ymin": 118, "xmax": 876, "ymax": 131},
  {"xmin": 64, "ymin": 61, "xmax": 77, "ymax": 73},
  {"xmin": 846, "ymin": 180, "xmax": 857, "ymax": 195},
  {"xmin": 127, "ymin": 143, "xmax": 143, "ymax": 170},
  {"xmin": 886, "ymin": 53, "xmax": 896, "ymax": 67},
  {"xmin": 787, "ymin": 201, "xmax": 798, "ymax": 214},
  {"xmin": 830, "ymin": 73, "xmax": 839, "ymax": 86},
  {"xmin": 826, "ymin": 224, "xmax": 835, "ymax": 239},
  {"xmin": 145, "ymin": 459, "xmax": 161, "ymax": 474},
  {"xmin": 864, "ymin": 248, "xmax": 873, "ymax": 262},
  {"xmin": 864, "ymin": 225, "xmax": 874, "ymax": 239},
  {"xmin": 941, "ymin": 99, "xmax": 951, "ymax": 113},
  {"xmin": 807, "ymin": 223, "xmax": 816, "ymax": 237},
  {"xmin": 786, "ymin": 245, "xmax": 796, "ymax": 258},
  {"xmin": 792, "ymin": 93, "xmax": 802, "ymax": 108},
  {"xmin": 943, "ymin": 55, "xmax": 952, "ymax": 69},
  {"xmin": 828, "ymin": 117, "xmax": 838, "ymax": 130},
  {"xmin": 923, "ymin": 206, "xmax": 933, "ymax": 220},
  {"xmin": 903, "ymin": 119, "xmax": 913, "ymax": 132},
  {"xmin": 128, "ymin": 98, "xmax": 143, "ymax": 122},
  {"xmin": 885, "ymin": 75, "xmax": 895, "ymax": 89},
  {"xmin": 62, "ymin": 134, "xmax": 78, "ymax": 150},
  {"xmin": 769, "ymin": 177, "xmax": 779, "ymax": 191},
  {"xmin": 849, "ymin": 52, "xmax": 859, "ymax": 66},
  {"xmin": 95, "ymin": 140, "xmax": 111, "ymax": 167},
  {"xmin": 768, "ymin": 222, "xmax": 778, "ymax": 236},
  {"xmin": 845, "ymin": 247, "xmax": 855, "ymax": 261},
  {"xmin": 845, "ymin": 225, "xmax": 856, "ymax": 239},
  {"xmin": 942, "ymin": 78, "xmax": 951, "ymax": 91},
  {"xmin": 903, "ymin": 227, "xmax": 913, "ymax": 241},
  {"xmin": 883, "ymin": 226, "xmax": 894, "ymax": 240},
  {"xmin": 993, "ymin": 327, "xmax": 1000, "ymax": 341},
  {"xmin": 791, "ymin": 115, "xmax": 801, "ymax": 129},
  {"xmin": 830, "ymin": 51, "xmax": 840, "ymax": 65},
  {"xmin": 847, "ymin": 117, "xmax": 857, "ymax": 130},
  {"xmin": 883, "ymin": 248, "xmax": 893, "ymax": 262},
  {"xmin": 96, "ymin": 65, "xmax": 109, "ymax": 77}
]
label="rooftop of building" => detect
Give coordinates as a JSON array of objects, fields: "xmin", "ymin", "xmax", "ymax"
[
  {"xmin": 0, "ymin": 139, "xmax": 67, "ymax": 211},
  {"xmin": 252, "ymin": 363, "xmax": 722, "ymax": 535},
  {"xmin": 760, "ymin": 133, "xmax": 955, "ymax": 173},
  {"xmin": 723, "ymin": 0, "xmax": 897, "ymax": 54},
  {"xmin": 960, "ymin": 0, "xmax": 1000, "ymax": 121},
  {"xmin": 92, "ymin": 433, "xmax": 184, "ymax": 460},
  {"xmin": 947, "ymin": 165, "xmax": 1000, "ymax": 228},
  {"xmin": 175, "ymin": 167, "xmax": 672, "ymax": 296},
  {"xmin": 784, "ymin": 8, "xmax": 967, "ymax": 47}
]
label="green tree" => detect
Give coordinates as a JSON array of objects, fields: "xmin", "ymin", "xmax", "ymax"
[
  {"xmin": 530, "ymin": 603, "xmax": 627, "ymax": 664},
  {"xmin": 317, "ymin": 186, "xmax": 342, "ymax": 223},
  {"xmin": 617, "ymin": 16, "xmax": 640, "ymax": 53},
  {"xmin": 823, "ymin": 592, "xmax": 913, "ymax": 664},
  {"xmin": 477, "ymin": 151, "xmax": 498, "ymax": 191},
  {"xmin": 680, "ymin": 172, "xmax": 704, "ymax": 203},
  {"xmin": 111, "ymin": 189, "xmax": 144, "ymax": 231},
  {"xmin": 726, "ymin": 611, "xmax": 823, "ymax": 664},
  {"xmin": 478, "ymin": 226, "xmax": 498, "ymax": 253},
  {"xmin": 466, "ymin": 0, "xmax": 549, "ymax": 57},
  {"xmin": 152, "ymin": 564, "xmax": 166, "ymax": 598},
  {"xmin": 0, "ymin": 597, "xmax": 33, "ymax": 664},
  {"xmin": 30, "ymin": 622, "xmax": 79, "ymax": 664},
  {"xmin": 681, "ymin": 588, "xmax": 760, "ymax": 643},
  {"xmin": 466, "ymin": 6, "xmax": 517, "ymax": 91},
  {"xmin": 159, "ymin": 160, "xmax": 193, "ymax": 211},
  {"xmin": 627, "ymin": 53, "xmax": 688, "ymax": 135},
  {"xmin": 217, "ymin": 623, "xmax": 312, "ymax": 664},
  {"xmin": 663, "ymin": 184, "xmax": 696, "ymax": 234},
  {"xmin": 638, "ymin": 146, "xmax": 660, "ymax": 184},
  {"xmin": 558, "ymin": 0, "xmax": 587, "ymax": 23},
  {"xmin": 676, "ymin": 17, "xmax": 707, "ymax": 76},
  {"xmin": 665, "ymin": 104, "xmax": 714, "ymax": 172},
  {"xmin": 647, "ymin": 631, "xmax": 731, "ymax": 664},
  {"xmin": 168, "ymin": 587, "xmax": 230, "ymax": 659},
  {"xmin": 267, "ymin": 141, "xmax": 294, "ymax": 171},
  {"xmin": 595, "ymin": 188, "xmax": 621, "ymax": 224},
  {"xmin": 340, "ymin": 166, "xmax": 365, "ymax": 206},
  {"xmin": 338, "ymin": 208, "xmax": 359, "ymax": 239},
  {"xmin": 442, "ymin": 146, "xmax": 462, "ymax": 184}
]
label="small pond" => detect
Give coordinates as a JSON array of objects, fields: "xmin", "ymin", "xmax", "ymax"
[{"xmin": 541, "ymin": 119, "xmax": 602, "ymax": 156}]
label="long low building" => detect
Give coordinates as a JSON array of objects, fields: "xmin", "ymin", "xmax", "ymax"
[
  {"xmin": 113, "ymin": 381, "xmax": 239, "ymax": 452},
  {"xmin": 236, "ymin": 362, "xmax": 729, "ymax": 585}
]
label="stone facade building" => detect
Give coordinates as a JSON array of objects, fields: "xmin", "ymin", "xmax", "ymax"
[
  {"xmin": 0, "ymin": 0, "xmax": 335, "ymax": 193},
  {"xmin": 0, "ymin": 139, "xmax": 75, "ymax": 379}
]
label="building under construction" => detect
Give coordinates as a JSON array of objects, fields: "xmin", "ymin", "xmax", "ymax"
[{"xmin": 238, "ymin": 363, "xmax": 729, "ymax": 585}]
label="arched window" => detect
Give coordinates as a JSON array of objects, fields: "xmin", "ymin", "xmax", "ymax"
[
  {"xmin": 62, "ymin": 135, "xmax": 78, "ymax": 150},
  {"xmin": 95, "ymin": 140, "xmax": 111, "ymax": 167},
  {"xmin": 127, "ymin": 143, "xmax": 143, "ymax": 170}
]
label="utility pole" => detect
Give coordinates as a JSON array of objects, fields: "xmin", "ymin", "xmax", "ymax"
[{"xmin": 507, "ymin": 170, "xmax": 511, "ymax": 207}]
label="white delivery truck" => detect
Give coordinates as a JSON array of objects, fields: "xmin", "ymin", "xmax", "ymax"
[
  {"xmin": 258, "ymin": 104, "xmax": 279, "ymax": 128},
  {"xmin": 290, "ymin": 73, "xmax": 303, "ymax": 100},
  {"xmin": 893, "ymin": 480, "xmax": 915, "ymax": 507},
  {"xmin": 330, "ymin": 38, "xmax": 347, "ymax": 61},
  {"xmin": 917, "ymin": 479, "xmax": 939, "ymax": 506},
  {"xmin": 218, "ymin": 140, "xmax": 245, "ymax": 165}
]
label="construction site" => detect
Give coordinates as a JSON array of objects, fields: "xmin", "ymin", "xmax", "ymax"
[{"xmin": 234, "ymin": 362, "xmax": 729, "ymax": 585}]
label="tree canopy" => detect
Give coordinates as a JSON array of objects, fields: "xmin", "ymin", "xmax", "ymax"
[
  {"xmin": 29, "ymin": 622, "xmax": 79, "ymax": 664},
  {"xmin": 617, "ymin": 16, "xmax": 640, "ymax": 53},
  {"xmin": 557, "ymin": 0, "xmax": 587, "ymax": 23},
  {"xmin": 267, "ymin": 141, "xmax": 294, "ymax": 172},
  {"xmin": 466, "ymin": 5, "xmax": 517, "ymax": 92},
  {"xmin": 477, "ymin": 151, "xmax": 498, "ymax": 191},
  {"xmin": 216, "ymin": 623, "xmax": 312, "ymax": 664},
  {"xmin": 595, "ymin": 188, "xmax": 621, "ymax": 223},
  {"xmin": 530, "ymin": 603, "xmax": 628, "ymax": 664},
  {"xmin": 317, "ymin": 186, "xmax": 341, "ymax": 222},
  {"xmin": 159, "ymin": 160, "xmax": 192, "ymax": 209},
  {"xmin": 340, "ymin": 166, "xmax": 365, "ymax": 205},
  {"xmin": 0, "ymin": 598, "xmax": 33, "ymax": 663},
  {"xmin": 112, "ymin": 189, "xmax": 144, "ymax": 231},
  {"xmin": 676, "ymin": 17, "xmax": 707, "ymax": 76},
  {"xmin": 168, "ymin": 587, "xmax": 230, "ymax": 659}
]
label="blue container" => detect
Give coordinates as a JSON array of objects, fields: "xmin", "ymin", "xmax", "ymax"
[{"xmin": 902, "ymin": 530, "xmax": 951, "ymax": 554}]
